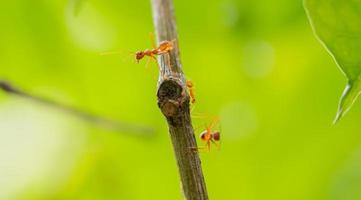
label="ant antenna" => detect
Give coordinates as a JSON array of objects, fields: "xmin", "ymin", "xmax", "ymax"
[{"xmin": 99, "ymin": 51, "xmax": 122, "ymax": 56}]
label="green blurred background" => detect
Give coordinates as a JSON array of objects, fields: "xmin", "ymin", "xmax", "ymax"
[{"xmin": 1, "ymin": 0, "xmax": 361, "ymax": 199}]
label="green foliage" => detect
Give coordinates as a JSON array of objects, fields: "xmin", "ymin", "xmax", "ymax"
[
  {"xmin": 304, "ymin": 0, "xmax": 361, "ymax": 122},
  {"xmin": 1, "ymin": 0, "xmax": 361, "ymax": 200}
]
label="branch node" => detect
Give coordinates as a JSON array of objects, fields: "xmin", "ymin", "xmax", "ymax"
[{"xmin": 157, "ymin": 78, "xmax": 185, "ymax": 117}]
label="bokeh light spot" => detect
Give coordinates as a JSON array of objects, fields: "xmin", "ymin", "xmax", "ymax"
[
  {"xmin": 241, "ymin": 40, "xmax": 275, "ymax": 78},
  {"xmin": 65, "ymin": 2, "xmax": 117, "ymax": 51},
  {"xmin": 220, "ymin": 101, "xmax": 258, "ymax": 140}
]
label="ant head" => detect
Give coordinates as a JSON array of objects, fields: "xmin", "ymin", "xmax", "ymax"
[
  {"xmin": 135, "ymin": 51, "xmax": 145, "ymax": 62},
  {"xmin": 212, "ymin": 131, "xmax": 220, "ymax": 141},
  {"xmin": 186, "ymin": 80, "xmax": 193, "ymax": 88},
  {"xmin": 200, "ymin": 131, "xmax": 208, "ymax": 141}
]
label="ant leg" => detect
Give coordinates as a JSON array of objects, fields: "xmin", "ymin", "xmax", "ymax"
[
  {"xmin": 211, "ymin": 139, "xmax": 221, "ymax": 151},
  {"xmin": 149, "ymin": 32, "xmax": 157, "ymax": 49},
  {"xmin": 192, "ymin": 122, "xmax": 205, "ymax": 133},
  {"xmin": 128, "ymin": 51, "xmax": 137, "ymax": 64},
  {"xmin": 188, "ymin": 140, "xmax": 211, "ymax": 153},
  {"xmin": 100, "ymin": 50, "xmax": 133, "ymax": 64},
  {"xmin": 150, "ymin": 55, "xmax": 160, "ymax": 69},
  {"xmin": 189, "ymin": 104, "xmax": 196, "ymax": 114},
  {"xmin": 143, "ymin": 56, "xmax": 159, "ymax": 81},
  {"xmin": 144, "ymin": 56, "xmax": 151, "ymax": 69},
  {"xmin": 191, "ymin": 112, "xmax": 213, "ymax": 119},
  {"xmin": 170, "ymin": 39, "xmax": 177, "ymax": 45},
  {"xmin": 189, "ymin": 94, "xmax": 196, "ymax": 108},
  {"xmin": 189, "ymin": 145, "xmax": 209, "ymax": 153},
  {"xmin": 209, "ymin": 117, "xmax": 220, "ymax": 130},
  {"xmin": 99, "ymin": 50, "xmax": 122, "ymax": 56}
]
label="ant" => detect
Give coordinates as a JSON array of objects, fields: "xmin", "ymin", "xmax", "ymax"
[
  {"xmin": 135, "ymin": 39, "xmax": 176, "ymax": 66},
  {"xmin": 99, "ymin": 34, "xmax": 175, "ymax": 69},
  {"xmin": 191, "ymin": 118, "xmax": 221, "ymax": 152},
  {"xmin": 186, "ymin": 80, "xmax": 196, "ymax": 104}
]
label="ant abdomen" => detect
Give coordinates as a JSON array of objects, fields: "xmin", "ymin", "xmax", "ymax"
[{"xmin": 212, "ymin": 131, "xmax": 220, "ymax": 141}]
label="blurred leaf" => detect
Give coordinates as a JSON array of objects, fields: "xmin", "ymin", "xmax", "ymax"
[{"xmin": 304, "ymin": 0, "xmax": 361, "ymax": 123}]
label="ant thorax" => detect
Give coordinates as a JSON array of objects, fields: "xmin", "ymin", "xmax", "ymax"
[
  {"xmin": 200, "ymin": 130, "xmax": 211, "ymax": 141},
  {"xmin": 157, "ymin": 41, "xmax": 173, "ymax": 52}
]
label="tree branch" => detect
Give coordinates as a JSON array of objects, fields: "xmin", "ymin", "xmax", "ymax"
[
  {"xmin": 0, "ymin": 80, "xmax": 154, "ymax": 136},
  {"xmin": 151, "ymin": 0, "xmax": 209, "ymax": 199}
]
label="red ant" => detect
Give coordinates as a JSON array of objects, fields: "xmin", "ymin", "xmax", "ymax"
[
  {"xmin": 100, "ymin": 35, "xmax": 175, "ymax": 69},
  {"xmin": 192, "ymin": 118, "xmax": 221, "ymax": 152},
  {"xmin": 186, "ymin": 80, "xmax": 196, "ymax": 104},
  {"xmin": 135, "ymin": 39, "xmax": 176, "ymax": 66}
]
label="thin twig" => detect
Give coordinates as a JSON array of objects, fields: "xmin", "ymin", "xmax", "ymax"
[
  {"xmin": 0, "ymin": 80, "xmax": 154, "ymax": 136},
  {"xmin": 151, "ymin": 0, "xmax": 209, "ymax": 199}
]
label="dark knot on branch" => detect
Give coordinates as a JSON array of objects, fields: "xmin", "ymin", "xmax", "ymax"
[{"xmin": 157, "ymin": 78, "xmax": 187, "ymax": 117}]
